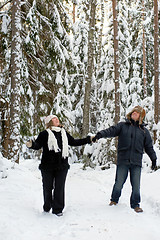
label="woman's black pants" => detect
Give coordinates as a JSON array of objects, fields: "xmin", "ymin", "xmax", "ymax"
[{"xmin": 41, "ymin": 168, "xmax": 68, "ymax": 214}]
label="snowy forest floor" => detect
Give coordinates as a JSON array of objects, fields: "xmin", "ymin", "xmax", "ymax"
[{"xmin": 0, "ymin": 159, "xmax": 160, "ymax": 240}]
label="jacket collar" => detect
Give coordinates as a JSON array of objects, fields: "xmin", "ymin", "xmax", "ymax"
[{"xmin": 125, "ymin": 118, "xmax": 147, "ymax": 127}]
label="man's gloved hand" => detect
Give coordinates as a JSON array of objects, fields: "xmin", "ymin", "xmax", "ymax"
[
  {"xmin": 90, "ymin": 136, "xmax": 97, "ymax": 143},
  {"xmin": 151, "ymin": 159, "xmax": 157, "ymax": 171},
  {"xmin": 91, "ymin": 133, "xmax": 102, "ymax": 143},
  {"xmin": 26, "ymin": 140, "xmax": 33, "ymax": 148},
  {"xmin": 91, "ymin": 135, "xmax": 99, "ymax": 143}
]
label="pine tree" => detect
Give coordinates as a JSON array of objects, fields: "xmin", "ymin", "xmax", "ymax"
[
  {"xmin": 1, "ymin": 0, "xmax": 77, "ymax": 160},
  {"xmin": 21, "ymin": 0, "xmax": 77, "ymax": 134}
]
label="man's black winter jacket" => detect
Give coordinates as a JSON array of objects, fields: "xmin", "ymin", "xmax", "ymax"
[
  {"xmin": 96, "ymin": 119, "xmax": 157, "ymax": 167},
  {"xmin": 30, "ymin": 130, "xmax": 91, "ymax": 171}
]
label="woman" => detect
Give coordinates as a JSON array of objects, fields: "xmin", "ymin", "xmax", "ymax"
[{"xmin": 26, "ymin": 115, "xmax": 91, "ymax": 216}]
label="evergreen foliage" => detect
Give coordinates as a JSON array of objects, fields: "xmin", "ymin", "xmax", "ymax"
[{"xmin": 0, "ymin": 0, "xmax": 159, "ymax": 166}]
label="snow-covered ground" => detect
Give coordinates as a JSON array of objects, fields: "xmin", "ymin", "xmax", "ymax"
[{"xmin": 0, "ymin": 153, "xmax": 160, "ymax": 240}]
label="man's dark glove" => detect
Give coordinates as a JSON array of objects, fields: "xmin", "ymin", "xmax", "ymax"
[
  {"xmin": 91, "ymin": 136, "xmax": 98, "ymax": 143},
  {"xmin": 91, "ymin": 133, "xmax": 101, "ymax": 143},
  {"xmin": 151, "ymin": 159, "xmax": 157, "ymax": 171}
]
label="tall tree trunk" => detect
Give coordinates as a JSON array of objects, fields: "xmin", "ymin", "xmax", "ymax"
[
  {"xmin": 97, "ymin": 0, "xmax": 104, "ymax": 71},
  {"xmin": 112, "ymin": 0, "xmax": 119, "ymax": 164},
  {"xmin": 142, "ymin": 0, "xmax": 147, "ymax": 97},
  {"xmin": 112, "ymin": 0, "xmax": 120, "ymax": 125},
  {"xmin": 0, "ymin": 20, "xmax": 10, "ymax": 158},
  {"xmin": 1, "ymin": 100, "xmax": 10, "ymax": 158},
  {"xmin": 9, "ymin": 0, "xmax": 21, "ymax": 163},
  {"xmin": 82, "ymin": 0, "xmax": 96, "ymax": 137},
  {"xmin": 73, "ymin": 1, "xmax": 76, "ymax": 24},
  {"xmin": 153, "ymin": 0, "xmax": 159, "ymax": 143}
]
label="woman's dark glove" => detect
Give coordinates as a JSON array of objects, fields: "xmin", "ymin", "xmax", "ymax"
[
  {"xmin": 86, "ymin": 135, "xmax": 92, "ymax": 144},
  {"xmin": 151, "ymin": 159, "xmax": 157, "ymax": 171}
]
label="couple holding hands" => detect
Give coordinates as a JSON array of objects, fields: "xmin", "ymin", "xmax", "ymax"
[{"xmin": 26, "ymin": 106, "xmax": 157, "ymax": 216}]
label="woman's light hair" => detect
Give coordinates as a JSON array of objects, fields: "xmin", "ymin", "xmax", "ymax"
[
  {"xmin": 45, "ymin": 119, "xmax": 54, "ymax": 129},
  {"xmin": 45, "ymin": 119, "xmax": 63, "ymax": 129}
]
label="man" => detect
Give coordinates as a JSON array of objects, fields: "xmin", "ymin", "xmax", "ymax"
[{"xmin": 92, "ymin": 106, "xmax": 157, "ymax": 213}]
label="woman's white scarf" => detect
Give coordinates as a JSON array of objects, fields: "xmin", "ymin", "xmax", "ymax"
[{"xmin": 46, "ymin": 127, "xmax": 68, "ymax": 158}]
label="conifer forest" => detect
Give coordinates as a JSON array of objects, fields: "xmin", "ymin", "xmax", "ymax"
[{"xmin": 0, "ymin": 0, "xmax": 159, "ymax": 166}]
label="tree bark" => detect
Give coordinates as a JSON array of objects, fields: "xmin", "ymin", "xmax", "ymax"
[
  {"xmin": 10, "ymin": 0, "xmax": 21, "ymax": 163},
  {"xmin": 0, "ymin": 100, "xmax": 10, "ymax": 158},
  {"xmin": 97, "ymin": 0, "xmax": 104, "ymax": 71},
  {"xmin": 82, "ymin": 0, "xmax": 96, "ymax": 137},
  {"xmin": 142, "ymin": 0, "xmax": 147, "ymax": 97},
  {"xmin": 112, "ymin": 0, "xmax": 120, "ymax": 124},
  {"xmin": 153, "ymin": 0, "xmax": 159, "ymax": 143},
  {"xmin": 73, "ymin": 1, "xmax": 76, "ymax": 24},
  {"xmin": 112, "ymin": 0, "xmax": 119, "ymax": 164}
]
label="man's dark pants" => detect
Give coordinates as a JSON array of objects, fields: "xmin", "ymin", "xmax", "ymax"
[{"xmin": 111, "ymin": 164, "xmax": 141, "ymax": 208}]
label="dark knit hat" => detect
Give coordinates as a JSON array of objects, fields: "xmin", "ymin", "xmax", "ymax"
[{"xmin": 126, "ymin": 106, "xmax": 146, "ymax": 124}]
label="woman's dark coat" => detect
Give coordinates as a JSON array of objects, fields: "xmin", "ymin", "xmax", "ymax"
[{"xmin": 30, "ymin": 130, "xmax": 91, "ymax": 170}]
